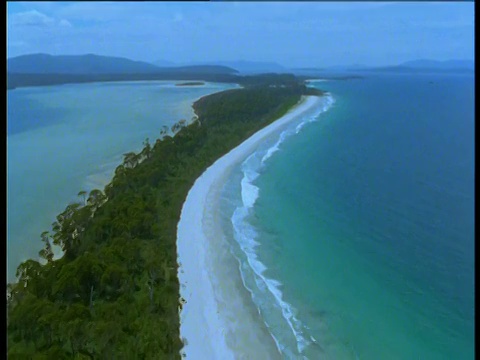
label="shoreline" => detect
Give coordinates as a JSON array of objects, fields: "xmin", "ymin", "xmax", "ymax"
[
  {"xmin": 176, "ymin": 94, "xmax": 323, "ymax": 358},
  {"xmin": 7, "ymin": 81, "xmax": 238, "ymax": 284}
]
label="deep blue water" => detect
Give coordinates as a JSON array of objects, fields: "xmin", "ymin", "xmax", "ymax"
[{"xmin": 221, "ymin": 72, "xmax": 474, "ymax": 358}]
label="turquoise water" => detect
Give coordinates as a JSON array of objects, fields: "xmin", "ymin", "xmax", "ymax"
[
  {"xmin": 7, "ymin": 80, "xmax": 237, "ymax": 282},
  {"xmin": 220, "ymin": 73, "xmax": 474, "ymax": 359}
]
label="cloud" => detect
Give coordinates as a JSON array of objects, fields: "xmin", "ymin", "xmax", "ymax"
[
  {"xmin": 8, "ymin": 9, "xmax": 73, "ymax": 29},
  {"xmin": 6, "ymin": 2, "xmax": 474, "ymax": 66},
  {"xmin": 59, "ymin": 19, "xmax": 72, "ymax": 28},
  {"xmin": 9, "ymin": 10, "xmax": 55, "ymax": 27},
  {"xmin": 56, "ymin": 2, "xmax": 141, "ymax": 22}
]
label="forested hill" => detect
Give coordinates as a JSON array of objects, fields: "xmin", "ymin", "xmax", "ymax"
[
  {"xmin": 7, "ymin": 53, "xmax": 239, "ymax": 89},
  {"xmin": 7, "ymin": 75, "xmax": 321, "ymax": 358},
  {"xmin": 8, "ymin": 53, "xmax": 162, "ymax": 74},
  {"xmin": 8, "ymin": 53, "xmax": 239, "ymax": 75}
]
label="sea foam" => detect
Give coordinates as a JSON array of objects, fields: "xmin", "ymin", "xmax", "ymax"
[{"xmin": 229, "ymin": 94, "xmax": 335, "ymax": 358}]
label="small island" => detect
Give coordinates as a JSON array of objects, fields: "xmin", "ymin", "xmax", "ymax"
[{"xmin": 175, "ymin": 81, "xmax": 205, "ymax": 86}]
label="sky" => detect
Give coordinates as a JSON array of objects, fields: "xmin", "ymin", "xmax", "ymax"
[{"xmin": 6, "ymin": 1, "xmax": 475, "ymax": 68}]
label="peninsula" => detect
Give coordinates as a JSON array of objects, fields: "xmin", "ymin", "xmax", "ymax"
[
  {"xmin": 7, "ymin": 73, "xmax": 323, "ymax": 358},
  {"xmin": 175, "ymin": 81, "xmax": 205, "ymax": 86}
]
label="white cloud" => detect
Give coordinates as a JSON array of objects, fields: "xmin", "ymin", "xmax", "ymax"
[
  {"xmin": 9, "ymin": 10, "xmax": 55, "ymax": 27},
  {"xmin": 8, "ymin": 9, "xmax": 73, "ymax": 30},
  {"xmin": 56, "ymin": 2, "xmax": 135, "ymax": 22},
  {"xmin": 59, "ymin": 19, "xmax": 73, "ymax": 28}
]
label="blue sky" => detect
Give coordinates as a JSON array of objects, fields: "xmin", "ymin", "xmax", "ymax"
[{"xmin": 6, "ymin": 1, "xmax": 475, "ymax": 68}]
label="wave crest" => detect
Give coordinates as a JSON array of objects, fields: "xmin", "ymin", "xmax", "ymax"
[{"xmin": 229, "ymin": 94, "xmax": 335, "ymax": 358}]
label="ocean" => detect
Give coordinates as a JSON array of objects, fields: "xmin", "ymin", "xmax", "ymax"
[
  {"xmin": 6, "ymin": 80, "xmax": 237, "ymax": 282},
  {"xmin": 219, "ymin": 72, "xmax": 474, "ymax": 359}
]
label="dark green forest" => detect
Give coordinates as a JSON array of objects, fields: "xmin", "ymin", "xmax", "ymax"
[{"xmin": 7, "ymin": 75, "xmax": 321, "ymax": 358}]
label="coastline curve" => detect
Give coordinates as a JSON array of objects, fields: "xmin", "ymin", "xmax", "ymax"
[{"xmin": 176, "ymin": 95, "xmax": 325, "ymax": 359}]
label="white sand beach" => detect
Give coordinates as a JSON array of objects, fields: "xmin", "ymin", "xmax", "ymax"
[{"xmin": 176, "ymin": 95, "xmax": 322, "ymax": 359}]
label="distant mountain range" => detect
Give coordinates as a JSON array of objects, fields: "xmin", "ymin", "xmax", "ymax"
[
  {"xmin": 152, "ymin": 59, "xmax": 177, "ymax": 67},
  {"xmin": 6, "ymin": 54, "xmax": 241, "ymax": 90},
  {"xmin": 195, "ymin": 61, "xmax": 285, "ymax": 74},
  {"xmin": 289, "ymin": 59, "xmax": 474, "ymax": 77},
  {"xmin": 7, "ymin": 53, "xmax": 473, "ymax": 90},
  {"xmin": 151, "ymin": 59, "xmax": 286, "ymax": 74},
  {"xmin": 398, "ymin": 59, "xmax": 474, "ymax": 70},
  {"xmin": 7, "ymin": 53, "xmax": 239, "ymax": 75},
  {"xmin": 8, "ymin": 53, "xmax": 474, "ymax": 76},
  {"xmin": 8, "ymin": 53, "xmax": 160, "ymax": 74},
  {"xmin": 364, "ymin": 59, "xmax": 475, "ymax": 73}
]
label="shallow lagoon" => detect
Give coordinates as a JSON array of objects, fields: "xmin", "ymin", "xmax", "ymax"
[{"xmin": 7, "ymin": 80, "xmax": 237, "ymax": 281}]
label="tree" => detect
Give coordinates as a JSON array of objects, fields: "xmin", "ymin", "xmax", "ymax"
[
  {"xmin": 141, "ymin": 137, "xmax": 152, "ymax": 160},
  {"xmin": 87, "ymin": 189, "xmax": 106, "ymax": 211},
  {"xmin": 123, "ymin": 151, "xmax": 139, "ymax": 168},
  {"xmin": 90, "ymin": 319, "xmax": 122, "ymax": 358},
  {"xmin": 60, "ymin": 303, "xmax": 92, "ymax": 357},
  {"xmin": 53, "ymin": 252, "xmax": 103, "ymax": 305},
  {"xmin": 100, "ymin": 263, "xmax": 130, "ymax": 301},
  {"xmin": 16, "ymin": 259, "xmax": 42, "ymax": 289},
  {"xmin": 78, "ymin": 190, "xmax": 87, "ymax": 206},
  {"xmin": 33, "ymin": 298, "xmax": 57, "ymax": 348},
  {"xmin": 171, "ymin": 120, "xmax": 185, "ymax": 133},
  {"xmin": 160, "ymin": 125, "xmax": 169, "ymax": 137},
  {"xmin": 7, "ymin": 78, "xmax": 307, "ymax": 358},
  {"xmin": 8, "ymin": 292, "xmax": 53, "ymax": 349},
  {"xmin": 51, "ymin": 203, "xmax": 84, "ymax": 257},
  {"xmin": 52, "ymin": 267, "xmax": 81, "ymax": 302},
  {"xmin": 39, "ymin": 231, "xmax": 54, "ymax": 263}
]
